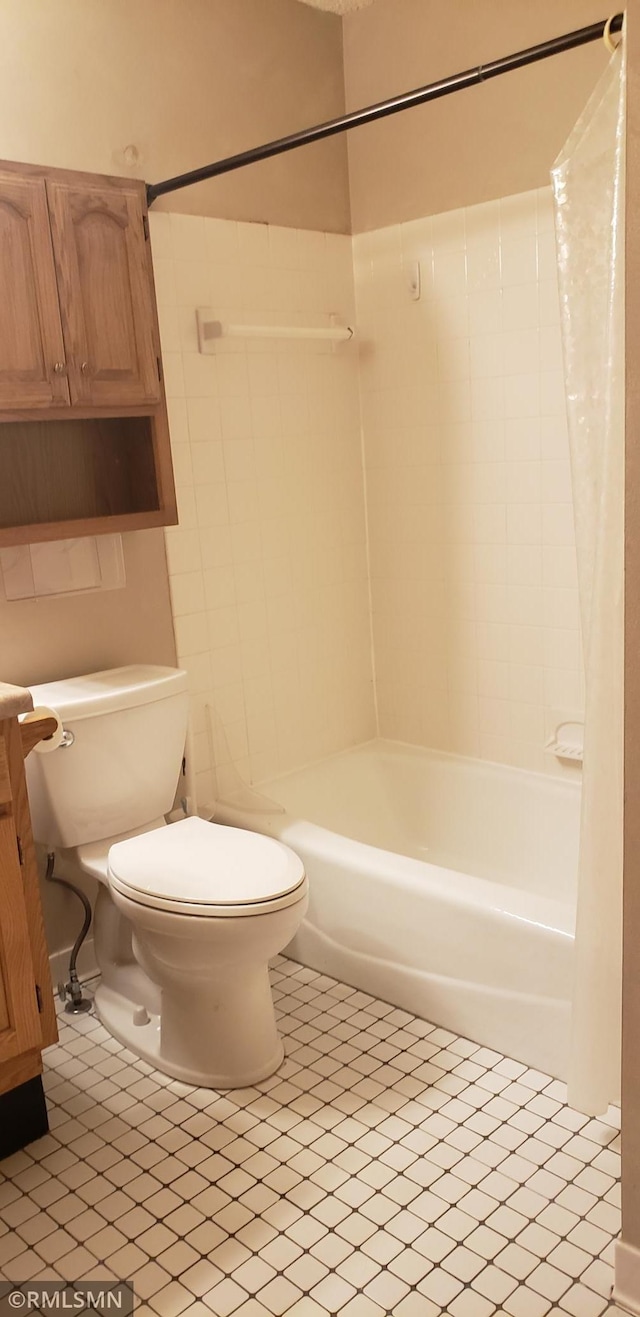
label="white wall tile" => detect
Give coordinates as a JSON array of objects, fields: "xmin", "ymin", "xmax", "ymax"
[
  {"xmin": 157, "ymin": 190, "xmax": 580, "ymax": 793},
  {"xmin": 156, "ymin": 217, "xmax": 375, "ymax": 803},
  {"xmin": 354, "ymin": 187, "xmax": 582, "ymax": 778}
]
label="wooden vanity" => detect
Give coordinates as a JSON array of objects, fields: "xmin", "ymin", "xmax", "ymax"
[{"xmin": 0, "ymin": 683, "xmax": 58, "ymax": 1156}]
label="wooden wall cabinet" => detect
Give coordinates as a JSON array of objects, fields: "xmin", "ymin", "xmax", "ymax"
[
  {"xmin": 0, "ymin": 159, "xmax": 176, "ymax": 546},
  {"xmin": 0, "ymin": 685, "xmax": 58, "ymax": 1156}
]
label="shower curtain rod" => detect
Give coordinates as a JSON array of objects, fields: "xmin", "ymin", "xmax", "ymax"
[{"xmin": 146, "ymin": 13, "xmax": 623, "ymax": 206}]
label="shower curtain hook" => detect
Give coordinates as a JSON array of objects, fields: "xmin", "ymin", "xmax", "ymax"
[{"xmin": 603, "ymin": 14, "xmax": 622, "ymax": 54}]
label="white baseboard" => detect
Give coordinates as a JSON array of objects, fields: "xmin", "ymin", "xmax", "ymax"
[
  {"xmin": 49, "ymin": 938, "xmax": 98, "ymax": 989},
  {"xmin": 615, "ymin": 1240, "xmax": 640, "ymax": 1314}
]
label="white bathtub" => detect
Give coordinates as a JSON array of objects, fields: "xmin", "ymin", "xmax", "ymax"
[{"xmin": 214, "ymin": 740, "xmax": 581, "ymax": 1079}]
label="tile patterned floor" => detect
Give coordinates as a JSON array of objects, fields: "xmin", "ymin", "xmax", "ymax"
[{"xmin": 0, "ymin": 957, "xmax": 625, "ymax": 1317}]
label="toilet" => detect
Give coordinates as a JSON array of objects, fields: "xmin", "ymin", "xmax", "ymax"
[{"xmin": 25, "ymin": 664, "xmax": 308, "ymax": 1088}]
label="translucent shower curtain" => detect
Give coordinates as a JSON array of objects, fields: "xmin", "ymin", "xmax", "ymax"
[{"xmin": 551, "ymin": 36, "xmax": 626, "ymax": 1115}]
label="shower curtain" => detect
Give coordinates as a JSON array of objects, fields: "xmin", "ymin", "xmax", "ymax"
[{"xmin": 551, "ymin": 35, "xmax": 626, "ymax": 1115}]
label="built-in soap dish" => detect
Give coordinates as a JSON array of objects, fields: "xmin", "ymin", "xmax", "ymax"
[{"xmin": 546, "ymin": 719, "xmax": 584, "ymax": 764}]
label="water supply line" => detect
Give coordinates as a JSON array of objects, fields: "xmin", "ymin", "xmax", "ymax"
[{"xmin": 45, "ymin": 851, "xmax": 93, "ymax": 1014}]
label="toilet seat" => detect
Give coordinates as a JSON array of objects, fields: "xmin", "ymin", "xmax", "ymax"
[{"xmin": 108, "ymin": 815, "xmax": 307, "ymax": 917}]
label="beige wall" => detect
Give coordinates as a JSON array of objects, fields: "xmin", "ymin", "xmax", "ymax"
[
  {"xmin": 343, "ymin": 0, "xmax": 611, "ymax": 232},
  {"xmin": 623, "ymin": 0, "xmax": 640, "ymax": 1257},
  {"xmin": 1, "ymin": 0, "xmax": 608, "ymax": 237},
  {"xmin": 0, "ymin": 531, "xmax": 176, "ymax": 688},
  {"xmin": 0, "ymin": 0, "xmax": 350, "ymax": 233}
]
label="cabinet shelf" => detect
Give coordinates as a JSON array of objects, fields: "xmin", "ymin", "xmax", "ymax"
[
  {"xmin": 0, "ymin": 415, "xmax": 157, "ymax": 526},
  {"xmin": 0, "ymin": 409, "xmax": 176, "ymax": 547}
]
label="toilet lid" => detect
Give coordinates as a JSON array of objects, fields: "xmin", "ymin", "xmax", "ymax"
[{"xmin": 107, "ymin": 815, "xmax": 306, "ymax": 913}]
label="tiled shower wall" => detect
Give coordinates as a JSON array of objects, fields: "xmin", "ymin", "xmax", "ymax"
[
  {"xmin": 153, "ymin": 189, "xmax": 582, "ymax": 800},
  {"xmin": 354, "ymin": 187, "xmax": 583, "ymax": 776},
  {"xmin": 150, "ymin": 213, "xmax": 375, "ymax": 807}
]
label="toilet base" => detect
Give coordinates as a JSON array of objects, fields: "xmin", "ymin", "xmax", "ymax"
[{"xmin": 94, "ymin": 982, "xmax": 285, "ymax": 1088}]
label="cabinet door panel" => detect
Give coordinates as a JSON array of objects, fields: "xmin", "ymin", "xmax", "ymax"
[
  {"xmin": 6, "ymin": 718, "xmax": 57, "ymax": 1049},
  {"xmin": 0, "ymin": 174, "xmax": 69, "ymax": 408},
  {"xmin": 0, "ymin": 740, "xmax": 42, "ymax": 1065},
  {"xmin": 48, "ymin": 181, "xmax": 160, "ymax": 407}
]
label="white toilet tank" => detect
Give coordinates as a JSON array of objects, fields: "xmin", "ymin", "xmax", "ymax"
[{"xmin": 26, "ymin": 665, "xmax": 190, "ymax": 849}]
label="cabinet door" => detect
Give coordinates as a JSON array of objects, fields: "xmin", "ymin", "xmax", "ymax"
[
  {"xmin": 47, "ymin": 180, "xmax": 161, "ymax": 407},
  {"xmin": 0, "ymin": 173, "xmax": 70, "ymax": 409},
  {"xmin": 5, "ymin": 718, "xmax": 57, "ymax": 1051},
  {"xmin": 0, "ymin": 739, "xmax": 42, "ymax": 1066}
]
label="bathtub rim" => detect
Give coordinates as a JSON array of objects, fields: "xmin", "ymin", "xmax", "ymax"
[{"xmin": 216, "ymin": 735, "xmax": 583, "ymax": 807}]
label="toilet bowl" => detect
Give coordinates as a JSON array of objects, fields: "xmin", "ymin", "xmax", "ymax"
[
  {"xmin": 104, "ymin": 815, "xmax": 308, "ymax": 1087},
  {"xmin": 25, "ymin": 664, "xmax": 308, "ymax": 1088}
]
